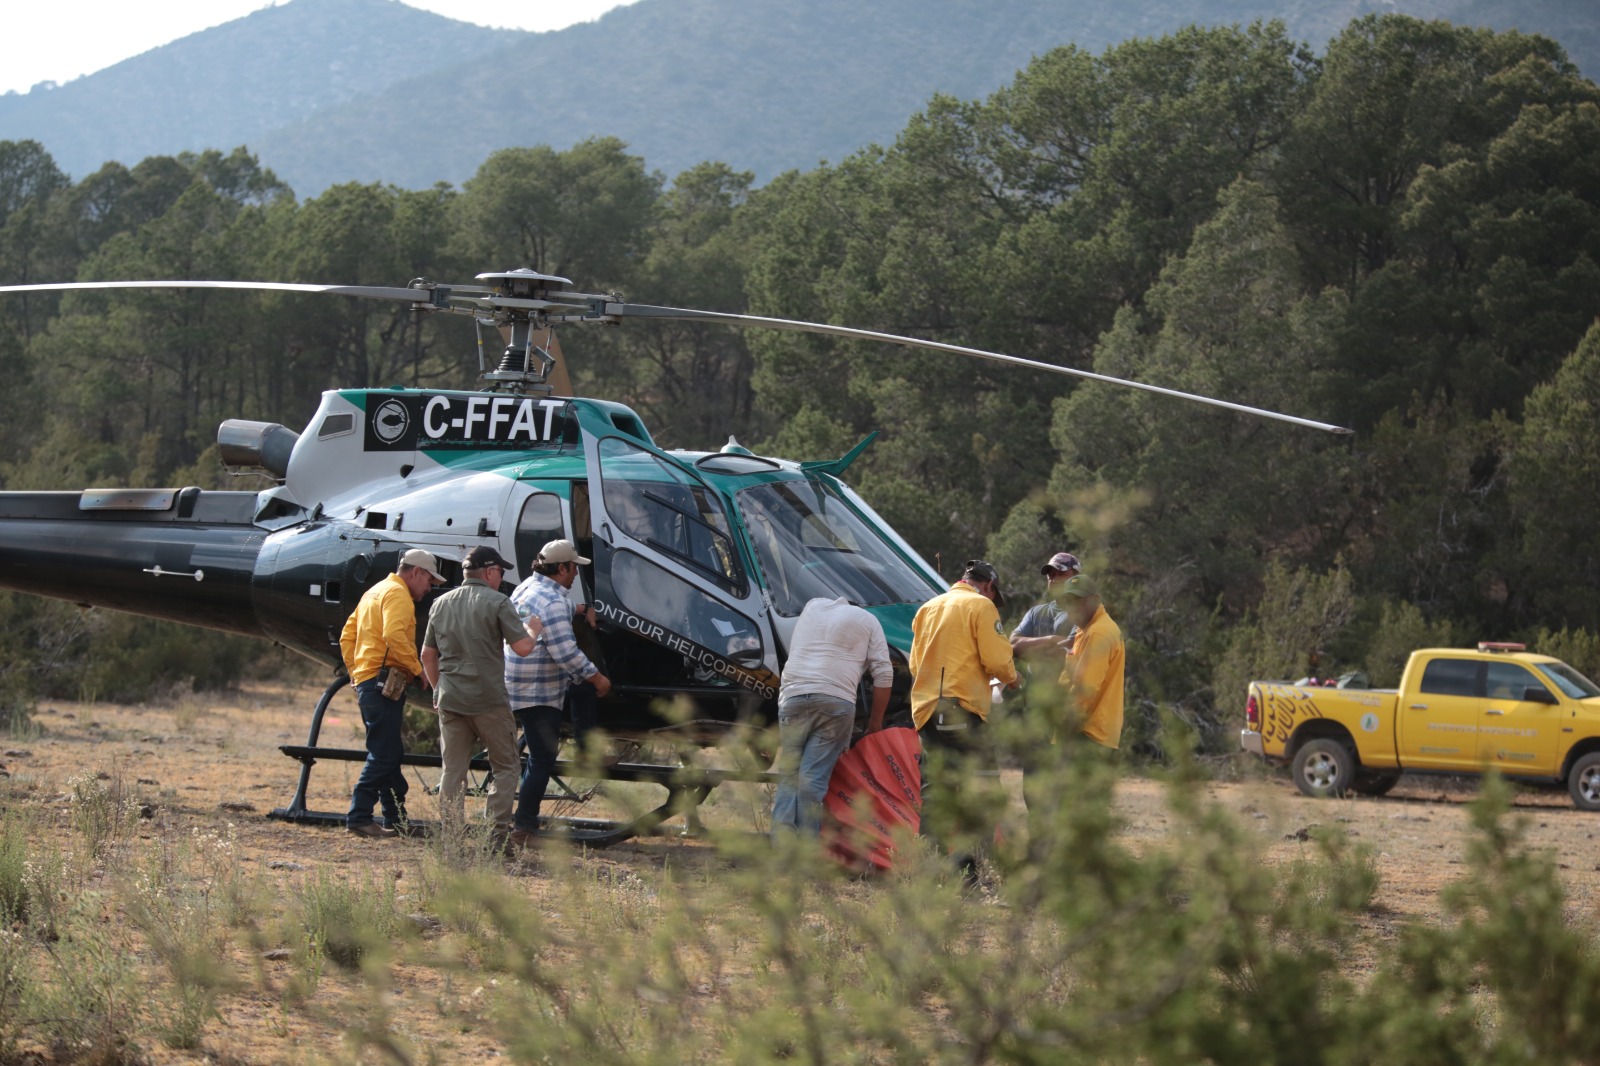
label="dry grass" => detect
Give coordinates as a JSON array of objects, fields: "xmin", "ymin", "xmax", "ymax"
[{"xmin": 0, "ymin": 680, "xmax": 1596, "ymax": 1060}]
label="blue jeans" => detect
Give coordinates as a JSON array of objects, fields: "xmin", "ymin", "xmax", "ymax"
[
  {"xmin": 565, "ymin": 680, "xmax": 600, "ymax": 753},
  {"xmin": 513, "ymin": 705, "xmax": 564, "ymax": 833},
  {"xmin": 771, "ymin": 694, "xmax": 855, "ymax": 835},
  {"xmin": 347, "ymin": 678, "xmax": 409, "ymax": 828}
]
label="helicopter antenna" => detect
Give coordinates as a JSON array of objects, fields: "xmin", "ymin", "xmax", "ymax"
[{"xmin": 801, "ymin": 432, "xmax": 879, "ymax": 479}]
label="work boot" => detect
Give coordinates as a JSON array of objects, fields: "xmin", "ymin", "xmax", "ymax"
[
  {"xmin": 508, "ymin": 828, "xmax": 538, "ymax": 852},
  {"xmin": 348, "ymin": 822, "xmax": 398, "ymax": 839}
]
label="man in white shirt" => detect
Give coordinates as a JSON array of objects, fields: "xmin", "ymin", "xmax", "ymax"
[{"xmin": 771, "ymin": 597, "xmax": 892, "ymax": 835}]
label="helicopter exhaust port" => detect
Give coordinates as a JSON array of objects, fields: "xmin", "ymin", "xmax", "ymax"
[{"xmin": 218, "ymin": 419, "xmax": 300, "ymax": 479}]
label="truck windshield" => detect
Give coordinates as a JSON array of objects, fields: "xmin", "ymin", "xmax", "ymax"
[
  {"xmin": 737, "ymin": 479, "xmax": 944, "ymax": 616},
  {"xmin": 1535, "ymin": 661, "xmax": 1600, "ymax": 700}
]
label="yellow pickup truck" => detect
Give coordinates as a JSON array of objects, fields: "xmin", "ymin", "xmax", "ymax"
[{"xmin": 1239, "ymin": 643, "xmax": 1600, "ymax": 809}]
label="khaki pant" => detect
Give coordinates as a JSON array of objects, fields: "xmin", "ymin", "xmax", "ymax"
[{"xmin": 438, "ymin": 707, "xmax": 521, "ymax": 830}]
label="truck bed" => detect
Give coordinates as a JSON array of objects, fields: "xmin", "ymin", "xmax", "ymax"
[{"xmin": 1250, "ymin": 681, "xmax": 1399, "ymax": 754}]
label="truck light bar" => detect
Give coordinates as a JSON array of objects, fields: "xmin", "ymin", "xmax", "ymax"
[{"xmin": 1477, "ymin": 642, "xmax": 1527, "ymax": 653}]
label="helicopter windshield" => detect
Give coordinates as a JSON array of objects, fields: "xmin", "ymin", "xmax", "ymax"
[{"xmin": 737, "ymin": 479, "xmax": 944, "ymax": 616}]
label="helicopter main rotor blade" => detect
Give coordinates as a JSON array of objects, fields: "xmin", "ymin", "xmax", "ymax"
[
  {"xmin": 0, "ymin": 279, "xmax": 611, "ymax": 319},
  {"xmin": 0, "ymin": 277, "xmax": 1350, "ymax": 432},
  {"xmin": 605, "ymin": 302, "xmax": 1352, "ymax": 435},
  {"xmin": 0, "ymin": 279, "xmax": 457, "ymax": 305}
]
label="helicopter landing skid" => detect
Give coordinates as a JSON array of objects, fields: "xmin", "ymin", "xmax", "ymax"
[{"xmin": 268, "ymin": 677, "xmax": 775, "ymax": 847}]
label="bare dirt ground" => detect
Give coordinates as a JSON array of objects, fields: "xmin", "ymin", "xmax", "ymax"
[{"xmin": 9, "ymin": 678, "xmax": 1600, "ymax": 1061}]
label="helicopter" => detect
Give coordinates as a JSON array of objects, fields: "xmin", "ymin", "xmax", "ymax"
[{"xmin": 0, "ymin": 269, "xmax": 1349, "ymax": 843}]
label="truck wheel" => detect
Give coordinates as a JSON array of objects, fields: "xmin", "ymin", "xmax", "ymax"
[
  {"xmin": 1568, "ymin": 752, "xmax": 1600, "ymax": 811},
  {"xmin": 1291, "ymin": 739, "xmax": 1355, "ymax": 798},
  {"xmin": 1351, "ymin": 772, "xmax": 1400, "ymax": 797}
]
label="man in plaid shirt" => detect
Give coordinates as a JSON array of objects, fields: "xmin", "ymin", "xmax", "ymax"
[{"xmin": 505, "ymin": 539, "xmax": 612, "ymax": 848}]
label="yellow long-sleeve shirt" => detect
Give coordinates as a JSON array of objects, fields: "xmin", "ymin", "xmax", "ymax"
[
  {"xmin": 909, "ymin": 582, "xmax": 1019, "ymax": 728},
  {"xmin": 1059, "ymin": 605, "xmax": 1125, "ymax": 748},
  {"xmin": 339, "ymin": 573, "xmax": 424, "ymax": 684}
]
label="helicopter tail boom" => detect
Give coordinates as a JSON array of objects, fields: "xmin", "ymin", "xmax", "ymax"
[{"xmin": 0, "ymin": 489, "xmax": 268, "ymax": 638}]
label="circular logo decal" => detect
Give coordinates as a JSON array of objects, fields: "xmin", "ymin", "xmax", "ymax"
[
  {"xmin": 1360, "ymin": 712, "xmax": 1379, "ymax": 733},
  {"xmin": 372, "ymin": 399, "xmax": 410, "ymax": 444}
]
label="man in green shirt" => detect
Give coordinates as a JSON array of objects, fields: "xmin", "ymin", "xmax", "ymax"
[{"xmin": 421, "ymin": 545, "xmax": 539, "ymax": 840}]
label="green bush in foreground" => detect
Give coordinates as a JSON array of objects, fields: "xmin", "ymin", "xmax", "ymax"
[
  {"xmin": 374, "ymin": 714, "xmax": 1595, "ymax": 1065},
  {"xmin": 1, "ymin": 709, "xmax": 1598, "ymax": 1061}
]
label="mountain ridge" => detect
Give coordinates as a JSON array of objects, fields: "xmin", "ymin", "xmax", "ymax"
[
  {"xmin": 2, "ymin": 0, "xmax": 1592, "ymax": 196},
  {"xmin": 0, "ymin": 0, "xmax": 525, "ymax": 181}
]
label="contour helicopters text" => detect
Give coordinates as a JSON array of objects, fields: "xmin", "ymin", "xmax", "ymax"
[{"xmin": 591, "ymin": 597, "xmax": 779, "ymax": 701}]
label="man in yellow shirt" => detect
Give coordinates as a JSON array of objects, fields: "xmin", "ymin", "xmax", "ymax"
[
  {"xmin": 340, "ymin": 548, "xmax": 446, "ymax": 838},
  {"xmin": 910, "ymin": 560, "xmax": 1019, "ymax": 730},
  {"xmin": 1056, "ymin": 574, "xmax": 1125, "ymax": 749},
  {"xmin": 909, "ymin": 560, "xmax": 1020, "ymax": 878}
]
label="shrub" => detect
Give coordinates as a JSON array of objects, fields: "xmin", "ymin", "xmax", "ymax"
[
  {"xmin": 28, "ymin": 900, "xmax": 145, "ymax": 1062},
  {"xmin": 67, "ymin": 770, "xmax": 138, "ymax": 862},
  {"xmin": 0, "ymin": 814, "xmax": 30, "ymax": 925},
  {"xmin": 297, "ymin": 869, "xmax": 399, "ymax": 971},
  {"xmin": 1530, "ymin": 625, "xmax": 1600, "ymax": 681},
  {"xmin": 1366, "ymin": 600, "xmax": 1456, "ymax": 687}
]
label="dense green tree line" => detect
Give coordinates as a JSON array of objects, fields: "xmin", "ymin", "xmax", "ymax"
[{"xmin": 1, "ymin": 14, "xmax": 1598, "ymax": 752}]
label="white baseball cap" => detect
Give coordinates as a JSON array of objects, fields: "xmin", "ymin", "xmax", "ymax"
[
  {"xmin": 538, "ymin": 539, "xmax": 591, "ymax": 565},
  {"xmin": 399, "ymin": 548, "xmax": 446, "ymax": 584}
]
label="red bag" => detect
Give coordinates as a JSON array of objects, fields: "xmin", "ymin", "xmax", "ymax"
[{"xmin": 822, "ymin": 726, "xmax": 922, "ymax": 873}]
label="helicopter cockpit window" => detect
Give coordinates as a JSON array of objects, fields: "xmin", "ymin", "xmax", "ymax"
[
  {"xmin": 317, "ymin": 413, "xmax": 355, "ymax": 439},
  {"xmin": 514, "ymin": 492, "xmax": 565, "ymax": 578},
  {"xmin": 597, "ymin": 437, "xmax": 743, "ymax": 594},
  {"xmin": 737, "ymin": 479, "xmax": 945, "ymax": 616}
]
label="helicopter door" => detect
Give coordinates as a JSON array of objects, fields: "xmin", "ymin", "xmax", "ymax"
[{"xmin": 580, "ymin": 432, "xmax": 780, "ymax": 706}]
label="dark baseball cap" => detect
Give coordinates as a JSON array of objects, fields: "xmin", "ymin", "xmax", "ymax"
[
  {"xmin": 1041, "ymin": 552, "xmax": 1081, "ymax": 575},
  {"xmin": 962, "ymin": 559, "xmax": 1005, "ymax": 610},
  {"xmin": 463, "ymin": 545, "xmax": 514, "ymax": 573}
]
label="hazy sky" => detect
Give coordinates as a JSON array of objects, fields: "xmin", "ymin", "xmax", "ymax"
[{"xmin": 1, "ymin": 0, "xmax": 640, "ymax": 96}]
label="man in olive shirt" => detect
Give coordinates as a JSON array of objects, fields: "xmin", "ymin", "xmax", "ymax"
[
  {"xmin": 341, "ymin": 548, "xmax": 446, "ymax": 838},
  {"xmin": 421, "ymin": 545, "xmax": 539, "ymax": 839}
]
